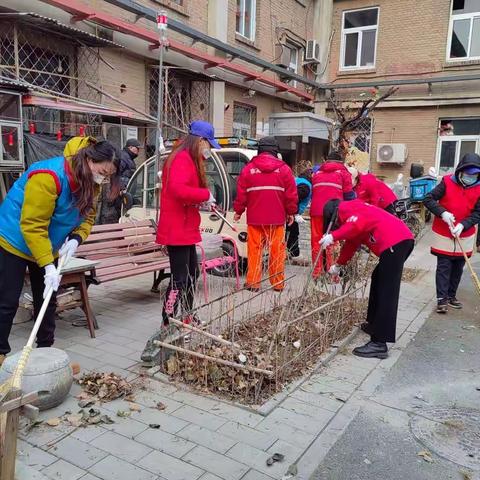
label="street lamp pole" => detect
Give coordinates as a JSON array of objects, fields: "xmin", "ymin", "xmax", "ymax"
[{"xmin": 155, "ymin": 11, "xmax": 168, "ymax": 217}]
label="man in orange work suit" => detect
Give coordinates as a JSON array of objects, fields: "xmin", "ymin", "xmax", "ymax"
[{"xmin": 233, "ymin": 137, "xmax": 298, "ymax": 292}]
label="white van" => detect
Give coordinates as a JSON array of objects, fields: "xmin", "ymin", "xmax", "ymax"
[{"xmin": 122, "ymin": 142, "xmax": 257, "ymax": 276}]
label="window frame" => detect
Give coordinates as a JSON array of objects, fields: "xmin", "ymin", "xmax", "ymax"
[
  {"xmin": 446, "ymin": 5, "xmax": 480, "ymax": 62},
  {"xmin": 232, "ymin": 102, "xmax": 257, "ymax": 138},
  {"xmin": 340, "ymin": 6, "xmax": 379, "ymax": 71},
  {"xmin": 236, "ymin": 0, "xmax": 257, "ymax": 42}
]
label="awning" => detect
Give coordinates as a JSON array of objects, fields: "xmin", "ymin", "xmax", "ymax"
[
  {"xmin": 0, "ymin": 12, "xmax": 125, "ymax": 48},
  {"xmin": 22, "ymin": 94, "xmax": 155, "ymax": 124},
  {"xmin": 0, "ymin": 78, "xmax": 30, "ymax": 93},
  {"xmin": 269, "ymin": 112, "xmax": 332, "ymax": 142}
]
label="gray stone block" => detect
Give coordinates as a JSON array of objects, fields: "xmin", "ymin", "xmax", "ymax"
[
  {"xmin": 182, "ymin": 446, "xmax": 249, "ymax": 480},
  {"xmin": 90, "ymin": 455, "xmax": 157, "ymax": 480},
  {"xmin": 135, "ymin": 428, "xmax": 196, "ymax": 458},
  {"xmin": 132, "ymin": 408, "xmax": 189, "ymax": 433},
  {"xmin": 289, "ymin": 389, "xmax": 344, "ymax": 413},
  {"xmin": 17, "ymin": 440, "xmax": 57, "ymax": 469},
  {"xmin": 177, "ymin": 424, "xmax": 237, "ymax": 454},
  {"xmin": 138, "ymin": 450, "xmax": 204, "ymax": 480},
  {"xmin": 48, "ymin": 436, "xmax": 108, "ymax": 469},
  {"xmin": 90, "ymin": 431, "xmax": 152, "ymax": 463},
  {"xmin": 208, "ymin": 403, "xmax": 263, "ymax": 428},
  {"xmin": 217, "ymin": 422, "xmax": 277, "ymax": 450},
  {"xmin": 255, "ymin": 418, "xmax": 315, "ymax": 449},
  {"xmin": 241, "ymin": 470, "xmax": 275, "ymax": 480},
  {"xmin": 102, "ymin": 417, "xmax": 148, "ymax": 438},
  {"xmin": 172, "ymin": 406, "xmax": 226, "ymax": 430},
  {"xmin": 41, "ymin": 459, "xmax": 86, "ymax": 480}
]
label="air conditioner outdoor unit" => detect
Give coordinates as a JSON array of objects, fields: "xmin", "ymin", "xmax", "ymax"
[
  {"xmin": 304, "ymin": 40, "xmax": 320, "ymax": 64},
  {"xmin": 376, "ymin": 143, "xmax": 407, "ymax": 164}
]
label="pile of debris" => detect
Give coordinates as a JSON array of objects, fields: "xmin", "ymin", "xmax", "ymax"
[
  {"xmin": 77, "ymin": 372, "xmax": 134, "ymax": 402},
  {"xmin": 165, "ymin": 292, "xmax": 367, "ymax": 404}
]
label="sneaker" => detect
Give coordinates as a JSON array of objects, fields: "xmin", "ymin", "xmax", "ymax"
[
  {"xmin": 436, "ymin": 300, "xmax": 448, "ymax": 314},
  {"xmin": 448, "ymin": 297, "xmax": 463, "ymax": 309}
]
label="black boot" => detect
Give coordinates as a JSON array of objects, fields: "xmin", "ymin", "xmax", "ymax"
[
  {"xmin": 448, "ymin": 297, "xmax": 463, "ymax": 309},
  {"xmin": 353, "ymin": 341, "xmax": 388, "ymax": 359},
  {"xmin": 436, "ymin": 299, "xmax": 448, "ymax": 314}
]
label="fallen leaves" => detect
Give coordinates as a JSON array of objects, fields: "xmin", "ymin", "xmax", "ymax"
[
  {"xmin": 77, "ymin": 372, "xmax": 133, "ymax": 402},
  {"xmin": 46, "ymin": 418, "xmax": 61, "ymax": 427},
  {"xmin": 417, "ymin": 450, "xmax": 434, "ymax": 463},
  {"xmin": 128, "ymin": 402, "xmax": 141, "ymax": 412},
  {"xmin": 156, "ymin": 402, "xmax": 166, "ymax": 411},
  {"xmin": 41, "ymin": 407, "xmax": 115, "ymax": 429}
]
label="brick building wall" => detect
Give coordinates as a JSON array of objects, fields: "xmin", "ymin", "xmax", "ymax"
[{"xmin": 328, "ymin": 0, "xmax": 480, "ymax": 181}]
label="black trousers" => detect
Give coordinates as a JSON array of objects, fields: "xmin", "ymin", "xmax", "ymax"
[
  {"xmin": 435, "ymin": 256, "xmax": 465, "ymax": 301},
  {"xmin": 162, "ymin": 245, "xmax": 199, "ymax": 324},
  {"xmin": 367, "ymin": 239, "xmax": 414, "ymax": 343},
  {"xmin": 286, "ymin": 221, "xmax": 300, "ymax": 257},
  {"xmin": 0, "ymin": 247, "xmax": 57, "ymax": 354}
]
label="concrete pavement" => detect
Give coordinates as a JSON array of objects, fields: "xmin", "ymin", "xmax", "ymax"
[{"xmin": 12, "ymin": 231, "xmax": 474, "ymax": 480}]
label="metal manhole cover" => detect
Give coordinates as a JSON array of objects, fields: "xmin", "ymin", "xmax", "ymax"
[{"xmin": 410, "ymin": 407, "xmax": 480, "ymax": 470}]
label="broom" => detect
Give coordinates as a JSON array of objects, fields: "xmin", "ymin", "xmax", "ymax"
[
  {"xmin": 0, "ymin": 256, "xmax": 66, "ymax": 402},
  {"xmin": 455, "ymin": 234, "xmax": 480, "ymax": 297}
]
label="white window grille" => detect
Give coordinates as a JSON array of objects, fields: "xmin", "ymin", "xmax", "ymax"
[
  {"xmin": 340, "ymin": 7, "xmax": 379, "ymax": 70},
  {"xmin": 233, "ymin": 103, "xmax": 256, "ymax": 138}
]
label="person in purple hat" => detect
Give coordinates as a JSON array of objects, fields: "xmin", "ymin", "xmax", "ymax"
[
  {"xmin": 424, "ymin": 153, "xmax": 480, "ymax": 313},
  {"xmin": 156, "ymin": 121, "xmax": 219, "ymax": 329}
]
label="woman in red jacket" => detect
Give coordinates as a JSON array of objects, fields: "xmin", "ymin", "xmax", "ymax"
[
  {"xmin": 156, "ymin": 121, "xmax": 218, "ymax": 326},
  {"xmin": 320, "ymin": 199, "xmax": 414, "ymax": 359},
  {"xmin": 348, "ymin": 167, "xmax": 397, "ymax": 214}
]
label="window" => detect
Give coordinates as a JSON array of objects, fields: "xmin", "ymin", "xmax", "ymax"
[
  {"xmin": 341, "ymin": 7, "xmax": 379, "ymax": 70},
  {"xmin": 233, "ymin": 103, "xmax": 257, "ymax": 138},
  {"xmin": 448, "ymin": 0, "xmax": 480, "ymax": 60},
  {"xmin": 436, "ymin": 118, "xmax": 480, "ymax": 174},
  {"xmin": 236, "ymin": 0, "xmax": 256, "ymax": 41}
]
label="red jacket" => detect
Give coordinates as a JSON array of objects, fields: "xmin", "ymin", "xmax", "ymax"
[
  {"xmin": 156, "ymin": 150, "xmax": 210, "ymax": 246},
  {"xmin": 332, "ymin": 200, "xmax": 414, "ymax": 265},
  {"xmin": 310, "ymin": 162, "xmax": 355, "ymax": 217},
  {"xmin": 431, "ymin": 175, "xmax": 480, "ymax": 256},
  {"xmin": 233, "ymin": 152, "xmax": 298, "ymax": 226},
  {"xmin": 355, "ymin": 173, "xmax": 397, "ymax": 209}
]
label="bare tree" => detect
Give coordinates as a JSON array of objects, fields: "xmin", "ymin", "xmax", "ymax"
[{"xmin": 328, "ymin": 86, "xmax": 399, "ymax": 157}]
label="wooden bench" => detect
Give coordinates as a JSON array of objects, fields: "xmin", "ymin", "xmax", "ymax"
[{"xmin": 66, "ymin": 220, "xmax": 170, "ymax": 337}]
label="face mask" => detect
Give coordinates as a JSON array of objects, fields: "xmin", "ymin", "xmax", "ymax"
[
  {"xmin": 93, "ymin": 173, "xmax": 106, "ymax": 185},
  {"xmin": 461, "ymin": 173, "xmax": 478, "ymax": 186},
  {"xmin": 202, "ymin": 148, "xmax": 212, "ymax": 160}
]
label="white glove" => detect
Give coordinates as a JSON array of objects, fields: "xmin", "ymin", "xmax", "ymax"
[
  {"xmin": 43, "ymin": 264, "xmax": 61, "ymax": 299},
  {"xmin": 59, "ymin": 238, "xmax": 79, "ymax": 263},
  {"xmin": 451, "ymin": 223, "xmax": 464, "ymax": 237},
  {"xmin": 328, "ymin": 264, "xmax": 340, "ymax": 275},
  {"xmin": 294, "ymin": 214, "xmax": 306, "ymax": 224},
  {"xmin": 207, "ymin": 192, "xmax": 216, "ymax": 205},
  {"xmin": 319, "ymin": 233, "xmax": 334, "ymax": 248},
  {"xmin": 441, "ymin": 211, "xmax": 455, "ymax": 227}
]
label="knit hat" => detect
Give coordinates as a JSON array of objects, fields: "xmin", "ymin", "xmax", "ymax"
[{"xmin": 258, "ymin": 136, "xmax": 280, "ymax": 156}]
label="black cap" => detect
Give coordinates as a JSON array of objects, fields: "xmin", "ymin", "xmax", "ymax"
[
  {"xmin": 258, "ymin": 136, "xmax": 279, "ymax": 155},
  {"xmin": 126, "ymin": 138, "xmax": 142, "ymax": 148},
  {"xmin": 326, "ymin": 151, "xmax": 343, "ymax": 162}
]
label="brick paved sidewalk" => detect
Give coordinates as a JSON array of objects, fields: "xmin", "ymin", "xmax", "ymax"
[{"xmin": 13, "ymin": 232, "xmax": 436, "ymax": 480}]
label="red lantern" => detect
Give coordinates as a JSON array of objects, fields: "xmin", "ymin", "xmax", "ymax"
[
  {"xmin": 79, "ymin": 125, "xmax": 85, "ymax": 136},
  {"xmin": 56, "ymin": 129, "xmax": 62, "ymax": 141},
  {"xmin": 7, "ymin": 131, "xmax": 14, "ymax": 147},
  {"xmin": 29, "ymin": 122, "xmax": 35, "ymax": 134}
]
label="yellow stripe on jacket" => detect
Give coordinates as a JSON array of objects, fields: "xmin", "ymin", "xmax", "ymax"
[{"xmin": 0, "ymin": 172, "xmax": 97, "ymax": 267}]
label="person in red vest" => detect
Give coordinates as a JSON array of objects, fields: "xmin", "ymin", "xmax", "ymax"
[
  {"xmin": 156, "ymin": 121, "xmax": 218, "ymax": 326},
  {"xmin": 320, "ymin": 199, "xmax": 414, "ymax": 359},
  {"xmin": 424, "ymin": 153, "xmax": 480, "ymax": 314},
  {"xmin": 310, "ymin": 151, "xmax": 355, "ymax": 279},
  {"xmin": 233, "ymin": 137, "xmax": 297, "ymax": 292},
  {"xmin": 348, "ymin": 167, "xmax": 397, "ymax": 214}
]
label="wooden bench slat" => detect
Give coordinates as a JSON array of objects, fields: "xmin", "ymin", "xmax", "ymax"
[
  {"xmin": 89, "ymin": 220, "xmax": 153, "ymax": 233},
  {"xmin": 77, "ymin": 235, "xmax": 157, "ymax": 254},
  {"xmin": 92, "ymin": 251, "xmax": 167, "ymax": 269},
  {"xmin": 97, "ymin": 262, "xmax": 171, "ymax": 283},
  {"xmin": 96, "ymin": 258, "xmax": 170, "ymax": 277},
  {"xmin": 85, "ymin": 227, "xmax": 154, "ymax": 243}
]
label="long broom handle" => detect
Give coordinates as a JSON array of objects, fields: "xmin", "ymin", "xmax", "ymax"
[
  {"xmin": 455, "ymin": 235, "xmax": 480, "ymax": 295},
  {"xmin": 26, "ymin": 256, "xmax": 66, "ymax": 348},
  {"xmin": 211, "ymin": 206, "xmax": 238, "ymax": 233}
]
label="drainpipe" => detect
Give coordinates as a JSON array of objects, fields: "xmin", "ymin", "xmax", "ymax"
[
  {"xmin": 312, "ymin": 0, "xmax": 333, "ymax": 115},
  {"xmin": 207, "ymin": 0, "xmax": 228, "ymax": 136}
]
